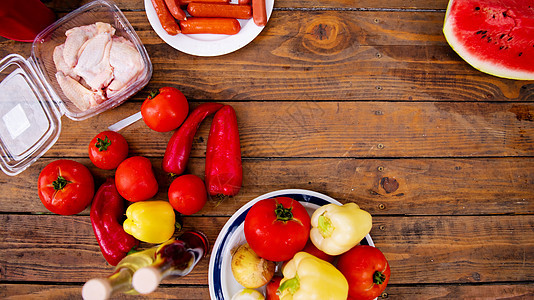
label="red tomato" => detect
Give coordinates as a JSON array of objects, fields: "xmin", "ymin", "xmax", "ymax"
[
  {"xmin": 266, "ymin": 275, "xmax": 283, "ymax": 300},
  {"xmin": 38, "ymin": 160, "xmax": 94, "ymax": 215},
  {"xmin": 141, "ymin": 87, "xmax": 189, "ymax": 132},
  {"xmin": 115, "ymin": 156, "xmax": 158, "ymax": 202},
  {"xmin": 88, "ymin": 131, "xmax": 128, "ymax": 170},
  {"xmin": 337, "ymin": 245, "xmax": 391, "ymax": 300},
  {"xmin": 244, "ymin": 197, "xmax": 311, "ymax": 262},
  {"xmin": 302, "ymin": 239, "xmax": 335, "ymax": 263},
  {"xmin": 168, "ymin": 174, "xmax": 207, "ymax": 215}
]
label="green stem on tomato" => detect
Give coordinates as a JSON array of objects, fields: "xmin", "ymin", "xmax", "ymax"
[
  {"xmin": 95, "ymin": 136, "xmax": 111, "ymax": 151},
  {"xmin": 373, "ymin": 270, "xmax": 386, "ymax": 285},
  {"xmin": 148, "ymin": 89, "xmax": 160, "ymax": 99},
  {"xmin": 53, "ymin": 176, "xmax": 70, "ymax": 191},
  {"xmin": 274, "ymin": 203, "xmax": 293, "ymax": 221}
]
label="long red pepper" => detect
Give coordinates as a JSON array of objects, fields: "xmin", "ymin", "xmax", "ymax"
[
  {"xmin": 205, "ymin": 105, "xmax": 243, "ymax": 196},
  {"xmin": 163, "ymin": 102, "xmax": 224, "ymax": 175},
  {"xmin": 90, "ymin": 178, "xmax": 138, "ymax": 266}
]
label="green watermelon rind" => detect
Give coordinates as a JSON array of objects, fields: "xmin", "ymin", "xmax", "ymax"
[{"xmin": 443, "ymin": 0, "xmax": 534, "ymax": 80}]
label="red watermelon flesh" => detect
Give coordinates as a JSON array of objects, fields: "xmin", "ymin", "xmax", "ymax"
[{"xmin": 443, "ymin": 0, "xmax": 534, "ymax": 80}]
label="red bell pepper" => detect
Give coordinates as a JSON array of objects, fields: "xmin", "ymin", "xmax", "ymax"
[
  {"xmin": 163, "ymin": 102, "xmax": 224, "ymax": 175},
  {"xmin": 90, "ymin": 178, "xmax": 138, "ymax": 266},
  {"xmin": 205, "ymin": 105, "xmax": 243, "ymax": 197}
]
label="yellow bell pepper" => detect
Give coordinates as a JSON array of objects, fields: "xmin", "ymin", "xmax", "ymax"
[
  {"xmin": 277, "ymin": 252, "xmax": 348, "ymax": 300},
  {"xmin": 123, "ymin": 201, "xmax": 176, "ymax": 244},
  {"xmin": 310, "ymin": 203, "xmax": 372, "ymax": 255}
]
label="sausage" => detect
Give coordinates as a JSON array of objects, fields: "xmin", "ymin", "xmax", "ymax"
[
  {"xmin": 164, "ymin": 0, "xmax": 187, "ymax": 21},
  {"xmin": 180, "ymin": 18, "xmax": 241, "ymax": 35},
  {"xmin": 187, "ymin": 3, "xmax": 252, "ymax": 19},
  {"xmin": 179, "ymin": 0, "xmax": 229, "ymax": 4},
  {"xmin": 251, "ymin": 0, "xmax": 267, "ymax": 26},
  {"xmin": 151, "ymin": 0, "xmax": 181, "ymax": 35}
]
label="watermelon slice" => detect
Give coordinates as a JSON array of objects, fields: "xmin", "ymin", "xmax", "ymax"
[{"xmin": 443, "ymin": 0, "xmax": 534, "ymax": 80}]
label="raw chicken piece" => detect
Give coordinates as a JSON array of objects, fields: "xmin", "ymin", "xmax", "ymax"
[
  {"xmin": 107, "ymin": 36, "xmax": 144, "ymax": 97},
  {"xmin": 62, "ymin": 22, "xmax": 114, "ymax": 68},
  {"xmin": 53, "ymin": 22, "xmax": 145, "ymax": 112},
  {"xmin": 93, "ymin": 22, "xmax": 115, "ymax": 35},
  {"xmin": 73, "ymin": 32, "xmax": 114, "ymax": 92},
  {"xmin": 56, "ymin": 72, "xmax": 105, "ymax": 111},
  {"xmin": 53, "ymin": 44, "xmax": 78, "ymax": 80}
]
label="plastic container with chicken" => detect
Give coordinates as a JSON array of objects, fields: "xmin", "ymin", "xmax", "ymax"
[
  {"xmin": 0, "ymin": 0, "xmax": 151, "ymax": 176},
  {"xmin": 33, "ymin": 0, "xmax": 152, "ymax": 120}
]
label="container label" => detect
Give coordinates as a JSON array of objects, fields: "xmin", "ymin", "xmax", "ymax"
[{"xmin": 2, "ymin": 104, "xmax": 30, "ymax": 139}]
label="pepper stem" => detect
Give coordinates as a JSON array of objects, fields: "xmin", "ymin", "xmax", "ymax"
[
  {"xmin": 274, "ymin": 203, "xmax": 293, "ymax": 221},
  {"xmin": 373, "ymin": 270, "xmax": 386, "ymax": 285},
  {"xmin": 52, "ymin": 176, "xmax": 70, "ymax": 191},
  {"xmin": 318, "ymin": 214, "xmax": 334, "ymax": 238},
  {"xmin": 277, "ymin": 274, "xmax": 300, "ymax": 296}
]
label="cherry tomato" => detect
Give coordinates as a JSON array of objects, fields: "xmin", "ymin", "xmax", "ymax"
[
  {"xmin": 337, "ymin": 245, "xmax": 391, "ymax": 300},
  {"xmin": 38, "ymin": 160, "xmax": 94, "ymax": 215},
  {"xmin": 244, "ymin": 197, "xmax": 311, "ymax": 262},
  {"xmin": 115, "ymin": 156, "xmax": 158, "ymax": 202},
  {"xmin": 88, "ymin": 131, "xmax": 128, "ymax": 170},
  {"xmin": 266, "ymin": 275, "xmax": 283, "ymax": 300},
  {"xmin": 302, "ymin": 239, "xmax": 335, "ymax": 263},
  {"xmin": 141, "ymin": 87, "xmax": 189, "ymax": 132},
  {"xmin": 168, "ymin": 174, "xmax": 207, "ymax": 215}
]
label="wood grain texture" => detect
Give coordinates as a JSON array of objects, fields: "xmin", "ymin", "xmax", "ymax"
[
  {"xmin": 0, "ymin": 157, "xmax": 533, "ymax": 215},
  {"xmin": 1, "ymin": 0, "xmax": 533, "ymax": 298},
  {"xmin": 135, "ymin": 10, "xmax": 534, "ymax": 101},
  {"xmin": 45, "ymin": 0, "xmax": 451, "ymax": 11},
  {"xmin": 0, "ymin": 284, "xmax": 210, "ymax": 299},
  {"xmin": 0, "ymin": 215, "xmax": 532, "ymax": 285},
  {"xmin": 2, "ymin": 283, "xmax": 534, "ymax": 299},
  {"xmin": 2, "ymin": 11, "xmax": 533, "ymax": 101},
  {"xmin": 383, "ymin": 284, "xmax": 534, "ymax": 299},
  {"xmin": 0, "ymin": 215, "xmax": 225, "ymax": 284},
  {"xmin": 41, "ymin": 101, "xmax": 534, "ymax": 158}
]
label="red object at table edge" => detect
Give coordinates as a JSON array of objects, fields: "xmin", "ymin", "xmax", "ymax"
[{"xmin": 0, "ymin": 0, "xmax": 56, "ymax": 42}]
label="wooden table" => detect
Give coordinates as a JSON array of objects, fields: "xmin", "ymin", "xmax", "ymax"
[{"xmin": 1, "ymin": 0, "xmax": 533, "ymax": 299}]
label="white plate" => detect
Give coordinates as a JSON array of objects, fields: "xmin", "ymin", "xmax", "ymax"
[
  {"xmin": 144, "ymin": 0, "xmax": 274, "ymax": 56},
  {"xmin": 208, "ymin": 189, "xmax": 374, "ymax": 300}
]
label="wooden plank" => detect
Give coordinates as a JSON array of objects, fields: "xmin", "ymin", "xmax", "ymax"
[
  {"xmin": 132, "ymin": 11, "xmax": 534, "ymax": 102},
  {"xmin": 2, "ymin": 11, "xmax": 532, "ymax": 101},
  {"xmin": 383, "ymin": 283, "xmax": 534, "ymax": 299},
  {"xmin": 0, "ymin": 215, "xmax": 532, "ymax": 284},
  {"xmin": 127, "ymin": 10, "xmax": 532, "ymax": 102},
  {"xmin": 129, "ymin": 10, "xmax": 449, "ymax": 46},
  {"xmin": 373, "ymin": 216, "xmax": 534, "ymax": 284},
  {"xmin": 0, "ymin": 156, "xmax": 533, "ymax": 215},
  {"xmin": 0, "ymin": 284, "xmax": 210, "ymax": 299},
  {"xmin": 2, "ymin": 12, "xmax": 532, "ymax": 102},
  {"xmin": 46, "ymin": 0, "xmax": 451, "ymax": 11},
  {"xmin": 0, "ymin": 215, "xmax": 224, "ymax": 284},
  {"xmin": 2, "ymin": 283, "xmax": 534, "ymax": 299},
  {"xmin": 272, "ymin": 0, "xmax": 450, "ymax": 10},
  {"xmin": 48, "ymin": 102, "xmax": 534, "ymax": 158}
]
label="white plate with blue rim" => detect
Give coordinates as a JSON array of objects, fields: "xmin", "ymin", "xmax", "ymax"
[
  {"xmin": 208, "ymin": 189, "xmax": 374, "ymax": 300},
  {"xmin": 144, "ymin": 0, "xmax": 274, "ymax": 56}
]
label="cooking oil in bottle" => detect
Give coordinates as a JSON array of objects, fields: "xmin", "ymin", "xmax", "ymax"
[
  {"xmin": 131, "ymin": 230, "xmax": 209, "ymax": 294},
  {"xmin": 82, "ymin": 247, "xmax": 157, "ymax": 300}
]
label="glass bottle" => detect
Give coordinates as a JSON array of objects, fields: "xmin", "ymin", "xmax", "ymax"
[
  {"xmin": 132, "ymin": 230, "xmax": 209, "ymax": 294},
  {"xmin": 82, "ymin": 247, "xmax": 157, "ymax": 300}
]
